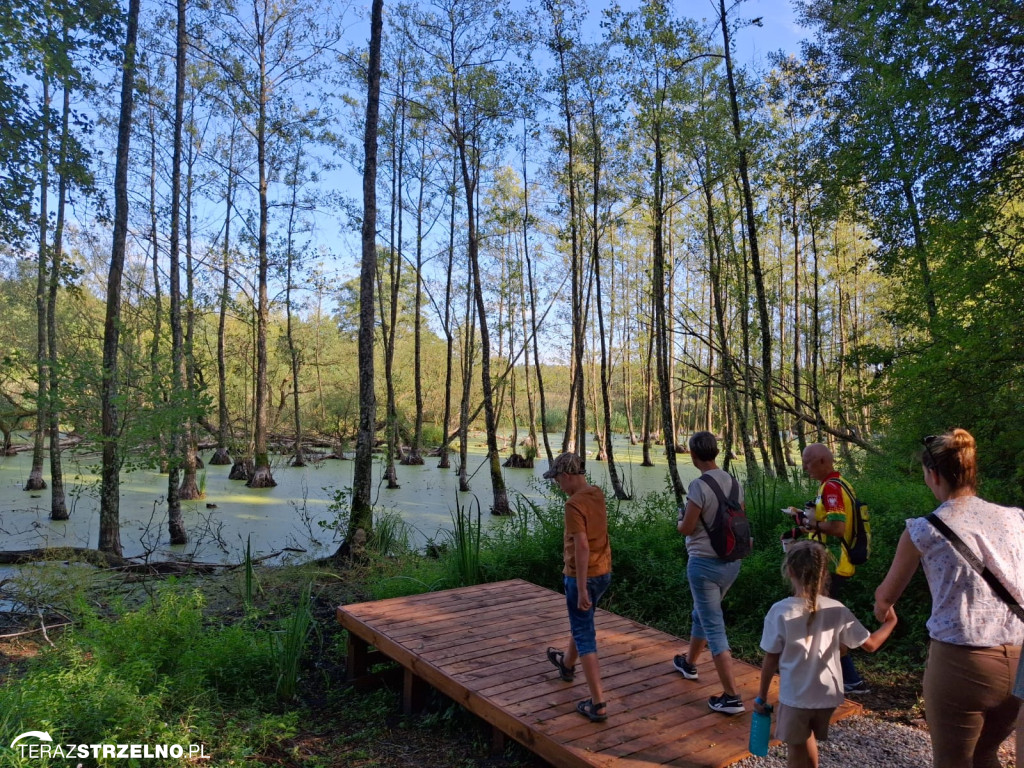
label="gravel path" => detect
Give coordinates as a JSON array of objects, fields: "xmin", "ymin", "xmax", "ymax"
[{"xmin": 731, "ymin": 715, "xmax": 1018, "ymax": 768}]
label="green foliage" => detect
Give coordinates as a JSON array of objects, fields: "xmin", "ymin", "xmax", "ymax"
[{"xmin": 0, "ymin": 585, "xmax": 277, "ymax": 767}]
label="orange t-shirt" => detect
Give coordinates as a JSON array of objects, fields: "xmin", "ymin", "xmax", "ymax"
[{"xmin": 563, "ymin": 485, "xmax": 612, "ymax": 578}]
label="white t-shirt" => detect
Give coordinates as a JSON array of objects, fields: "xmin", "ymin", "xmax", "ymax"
[
  {"xmin": 906, "ymin": 495, "xmax": 1024, "ymax": 647},
  {"xmin": 760, "ymin": 596, "xmax": 870, "ymax": 709},
  {"xmin": 685, "ymin": 470, "xmax": 745, "ymax": 559}
]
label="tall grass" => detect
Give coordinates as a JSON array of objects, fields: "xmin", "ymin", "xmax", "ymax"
[
  {"xmin": 243, "ymin": 534, "xmax": 259, "ymax": 612},
  {"xmin": 443, "ymin": 496, "xmax": 483, "ymax": 587},
  {"xmin": 271, "ymin": 581, "xmax": 315, "ymax": 701},
  {"xmin": 368, "ymin": 508, "xmax": 413, "ymax": 557}
]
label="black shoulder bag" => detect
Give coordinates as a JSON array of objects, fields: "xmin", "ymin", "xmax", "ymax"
[{"xmin": 925, "ymin": 513, "xmax": 1024, "ymax": 623}]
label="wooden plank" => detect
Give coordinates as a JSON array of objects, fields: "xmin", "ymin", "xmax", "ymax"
[{"xmin": 337, "ymin": 579, "xmax": 864, "ymax": 768}]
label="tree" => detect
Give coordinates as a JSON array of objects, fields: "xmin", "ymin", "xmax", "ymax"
[
  {"xmin": 717, "ymin": 0, "xmax": 787, "ymax": 479},
  {"xmin": 165, "ymin": 0, "xmax": 190, "ymax": 543},
  {"xmin": 410, "ymin": 0, "xmax": 519, "ymax": 515},
  {"xmin": 346, "ymin": 0, "xmax": 384, "ymax": 549},
  {"xmin": 609, "ymin": 0, "xmax": 698, "ymax": 502},
  {"xmin": 100, "ymin": 0, "xmax": 142, "ymax": 557}
]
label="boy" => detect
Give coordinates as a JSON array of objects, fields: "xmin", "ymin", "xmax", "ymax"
[{"xmin": 543, "ymin": 452, "xmax": 612, "ymax": 722}]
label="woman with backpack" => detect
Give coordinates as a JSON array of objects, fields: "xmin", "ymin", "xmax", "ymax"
[
  {"xmin": 672, "ymin": 431, "xmax": 749, "ymax": 715},
  {"xmin": 874, "ymin": 428, "xmax": 1024, "ymax": 768}
]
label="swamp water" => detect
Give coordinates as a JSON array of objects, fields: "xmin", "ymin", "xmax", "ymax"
[{"xmin": 0, "ymin": 436, "xmax": 700, "ymax": 565}]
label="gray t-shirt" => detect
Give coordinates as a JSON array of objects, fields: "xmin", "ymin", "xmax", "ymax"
[{"xmin": 685, "ymin": 469, "xmax": 745, "ymax": 559}]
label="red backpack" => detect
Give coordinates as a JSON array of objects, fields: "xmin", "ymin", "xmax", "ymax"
[{"xmin": 698, "ymin": 473, "xmax": 752, "ymax": 561}]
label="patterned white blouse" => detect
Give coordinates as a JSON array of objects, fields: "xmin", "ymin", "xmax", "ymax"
[{"xmin": 906, "ymin": 495, "xmax": 1024, "ymax": 647}]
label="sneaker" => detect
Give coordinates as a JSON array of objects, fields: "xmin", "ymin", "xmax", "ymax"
[
  {"xmin": 672, "ymin": 654, "xmax": 698, "ymax": 680},
  {"xmin": 708, "ymin": 693, "xmax": 745, "ymax": 715},
  {"xmin": 844, "ymin": 680, "xmax": 870, "ymax": 695}
]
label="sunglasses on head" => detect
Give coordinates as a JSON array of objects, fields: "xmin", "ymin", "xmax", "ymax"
[{"xmin": 921, "ymin": 434, "xmax": 939, "ymax": 465}]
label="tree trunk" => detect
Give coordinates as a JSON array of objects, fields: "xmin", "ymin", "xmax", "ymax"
[
  {"xmin": 458, "ymin": 273, "xmax": 475, "ymax": 493},
  {"xmin": 406, "ymin": 130, "xmax": 427, "ymax": 466},
  {"xmin": 652, "ymin": 131, "xmax": 686, "ymax": 503},
  {"xmin": 47, "ymin": 72, "xmax": 71, "ymax": 520},
  {"xmin": 166, "ymin": 0, "xmax": 189, "ymax": 543},
  {"xmin": 211, "ymin": 126, "xmax": 236, "ymax": 467},
  {"xmin": 698, "ymin": 159, "xmax": 750, "ymax": 483},
  {"xmin": 438, "ymin": 159, "xmax": 457, "ymax": 470},
  {"xmin": 178, "ymin": 116, "xmax": 202, "ymax": 500},
  {"xmin": 589, "ymin": 101, "xmax": 628, "ymax": 499},
  {"xmin": 343, "ymin": 0, "xmax": 383, "ymax": 552},
  {"xmin": 641, "ymin": 291, "xmax": 655, "ymax": 468},
  {"xmin": 550, "ymin": 13, "xmax": 583, "ymax": 458},
  {"xmin": 719, "ymin": 0, "xmax": 787, "ymax": 479},
  {"xmin": 100, "ymin": 0, "xmax": 141, "ymax": 557},
  {"xmin": 285, "ymin": 149, "xmax": 306, "ymax": 468},
  {"xmin": 27, "ymin": 69, "xmax": 50, "ymax": 494},
  {"xmin": 248, "ymin": 7, "xmax": 277, "ymax": 490}
]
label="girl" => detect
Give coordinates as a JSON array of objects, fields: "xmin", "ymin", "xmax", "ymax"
[{"xmin": 755, "ymin": 541, "xmax": 897, "ymax": 768}]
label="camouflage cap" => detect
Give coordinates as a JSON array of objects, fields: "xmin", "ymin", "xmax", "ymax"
[{"xmin": 542, "ymin": 452, "xmax": 585, "ymax": 479}]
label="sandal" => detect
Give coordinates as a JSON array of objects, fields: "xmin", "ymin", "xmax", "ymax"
[
  {"xmin": 546, "ymin": 647, "xmax": 575, "ymax": 682},
  {"xmin": 576, "ymin": 698, "xmax": 608, "ymax": 722}
]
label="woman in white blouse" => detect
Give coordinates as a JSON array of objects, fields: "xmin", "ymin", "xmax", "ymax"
[{"xmin": 874, "ymin": 428, "xmax": 1024, "ymax": 768}]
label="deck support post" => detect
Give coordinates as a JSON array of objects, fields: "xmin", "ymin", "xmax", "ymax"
[
  {"xmin": 403, "ymin": 668, "xmax": 428, "ymax": 715},
  {"xmin": 346, "ymin": 631, "xmax": 369, "ymax": 682},
  {"xmin": 490, "ymin": 726, "xmax": 507, "ymax": 756}
]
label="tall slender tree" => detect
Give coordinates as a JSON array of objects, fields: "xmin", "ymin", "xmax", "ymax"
[
  {"xmin": 100, "ymin": 0, "xmax": 142, "ymax": 557},
  {"xmin": 345, "ymin": 0, "xmax": 384, "ymax": 549}
]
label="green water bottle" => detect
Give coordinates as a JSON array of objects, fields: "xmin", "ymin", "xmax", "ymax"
[{"xmin": 749, "ymin": 697, "xmax": 772, "ymax": 757}]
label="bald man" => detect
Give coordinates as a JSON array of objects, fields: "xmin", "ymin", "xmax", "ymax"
[{"xmin": 798, "ymin": 443, "xmax": 868, "ymax": 695}]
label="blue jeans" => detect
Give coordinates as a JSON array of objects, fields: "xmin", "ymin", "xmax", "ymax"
[
  {"xmin": 564, "ymin": 572, "xmax": 611, "ymax": 657},
  {"xmin": 687, "ymin": 556, "xmax": 741, "ymax": 657}
]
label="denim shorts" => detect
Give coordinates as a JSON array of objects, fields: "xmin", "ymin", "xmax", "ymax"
[
  {"xmin": 564, "ymin": 572, "xmax": 612, "ymax": 657},
  {"xmin": 687, "ymin": 555, "xmax": 741, "ymax": 656}
]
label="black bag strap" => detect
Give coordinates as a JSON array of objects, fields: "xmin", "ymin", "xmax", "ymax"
[
  {"xmin": 828, "ymin": 476, "xmax": 860, "ymax": 552},
  {"xmin": 925, "ymin": 513, "xmax": 1024, "ymax": 623},
  {"xmin": 830, "ymin": 477, "xmax": 859, "ymax": 509},
  {"xmin": 697, "ymin": 473, "xmax": 740, "ymax": 536}
]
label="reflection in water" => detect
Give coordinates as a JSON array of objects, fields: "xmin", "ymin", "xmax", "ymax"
[{"xmin": 0, "ymin": 437, "xmax": 700, "ymax": 563}]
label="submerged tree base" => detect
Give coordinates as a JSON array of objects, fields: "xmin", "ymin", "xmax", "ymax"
[
  {"xmin": 24, "ymin": 470, "xmax": 47, "ymax": 491},
  {"xmin": 228, "ymin": 458, "xmax": 254, "ymax": 481},
  {"xmin": 179, "ymin": 477, "xmax": 202, "ymax": 500},
  {"xmin": 209, "ymin": 448, "xmax": 232, "ymax": 465},
  {"xmin": 400, "ymin": 451, "xmax": 424, "ymax": 466},
  {"xmin": 502, "ymin": 453, "xmax": 533, "ymax": 469},
  {"xmin": 246, "ymin": 465, "xmax": 277, "ymax": 488}
]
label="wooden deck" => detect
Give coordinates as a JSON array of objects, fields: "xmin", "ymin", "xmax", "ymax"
[{"xmin": 337, "ymin": 578, "xmax": 860, "ymax": 768}]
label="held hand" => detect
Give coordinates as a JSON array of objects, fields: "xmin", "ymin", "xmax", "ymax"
[
  {"xmin": 882, "ymin": 605, "xmax": 897, "ymax": 624},
  {"xmin": 873, "ymin": 600, "xmax": 891, "ymax": 623}
]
